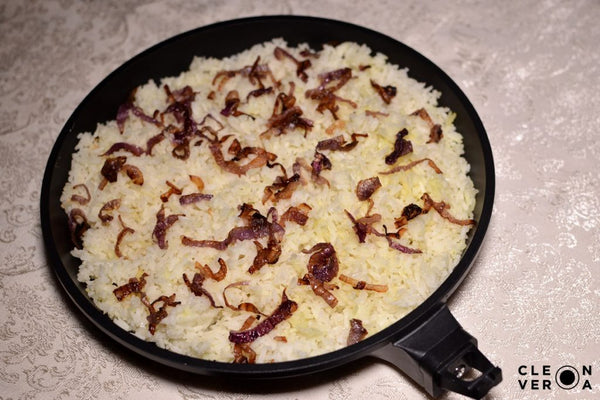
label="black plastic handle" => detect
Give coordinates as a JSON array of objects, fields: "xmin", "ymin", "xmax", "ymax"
[{"xmin": 373, "ymin": 304, "xmax": 502, "ymax": 399}]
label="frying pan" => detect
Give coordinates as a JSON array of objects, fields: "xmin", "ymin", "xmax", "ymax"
[{"xmin": 40, "ymin": 16, "xmax": 501, "ymax": 399}]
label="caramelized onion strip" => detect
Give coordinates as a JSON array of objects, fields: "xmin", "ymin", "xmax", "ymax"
[
  {"xmin": 98, "ymin": 199, "xmax": 121, "ymax": 224},
  {"xmin": 421, "ymin": 193, "xmax": 475, "ymax": 226},
  {"xmin": 228, "ymin": 290, "xmax": 297, "ymax": 344},
  {"xmin": 113, "ymin": 273, "xmax": 148, "ymax": 301},
  {"xmin": 182, "ymin": 272, "xmax": 222, "ymax": 308},
  {"xmin": 338, "ymin": 274, "xmax": 388, "ymax": 292},
  {"xmin": 115, "ymin": 215, "xmax": 135, "ymax": 258},
  {"xmin": 384, "ymin": 128, "xmax": 413, "ymax": 165},
  {"xmin": 101, "ymin": 142, "xmax": 145, "ymax": 157},
  {"xmin": 146, "ymin": 294, "xmax": 180, "ymax": 335},
  {"xmin": 196, "ymin": 259, "xmax": 227, "ymax": 282},
  {"xmin": 222, "ymin": 281, "xmax": 265, "ymax": 315},
  {"xmin": 356, "ymin": 176, "xmax": 382, "ymax": 201},
  {"xmin": 304, "ymin": 273, "xmax": 338, "ymax": 308},
  {"xmin": 380, "ymin": 158, "xmax": 443, "ymax": 175},
  {"xmin": 70, "ymin": 183, "xmax": 91, "ymax": 205},
  {"xmin": 233, "ymin": 316, "xmax": 258, "ymax": 364},
  {"xmin": 347, "ymin": 318, "xmax": 368, "ymax": 345},
  {"xmin": 411, "ymin": 108, "xmax": 443, "ymax": 143}
]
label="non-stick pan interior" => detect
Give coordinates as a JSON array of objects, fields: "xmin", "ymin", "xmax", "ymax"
[{"xmin": 41, "ymin": 15, "xmax": 494, "ymax": 378}]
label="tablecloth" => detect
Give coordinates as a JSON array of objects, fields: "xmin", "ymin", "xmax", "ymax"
[{"xmin": 1, "ymin": 0, "xmax": 599, "ymax": 399}]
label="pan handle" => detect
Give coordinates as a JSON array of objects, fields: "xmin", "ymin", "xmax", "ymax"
[{"xmin": 372, "ymin": 304, "xmax": 502, "ymax": 399}]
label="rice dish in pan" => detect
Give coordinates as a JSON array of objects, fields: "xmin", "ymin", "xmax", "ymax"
[{"xmin": 61, "ymin": 39, "xmax": 476, "ymax": 363}]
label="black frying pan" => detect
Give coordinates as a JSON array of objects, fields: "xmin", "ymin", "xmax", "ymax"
[{"xmin": 40, "ymin": 16, "xmax": 500, "ymax": 399}]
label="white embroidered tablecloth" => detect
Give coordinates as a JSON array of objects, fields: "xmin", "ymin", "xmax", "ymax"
[{"xmin": 1, "ymin": 1, "xmax": 598, "ymax": 399}]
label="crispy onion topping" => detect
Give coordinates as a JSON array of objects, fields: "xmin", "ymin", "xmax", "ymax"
[
  {"xmin": 228, "ymin": 290, "xmax": 297, "ymax": 344},
  {"xmin": 267, "ymin": 105, "xmax": 314, "ymax": 136},
  {"xmin": 246, "ymin": 87, "xmax": 273, "ymax": 100},
  {"xmin": 300, "ymin": 49, "xmax": 320, "ymax": 58},
  {"xmin": 262, "ymin": 163, "xmax": 304, "ymax": 204},
  {"xmin": 249, "ymin": 237, "xmax": 282, "ymax": 274},
  {"xmin": 421, "ymin": 193, "xmax": 475, "ymax": 226},
  {"xmin": 179, "ymin": 175, "xmax": 213, "ymax": 205},
  {"xmin": 232, "ymin": 316, "xmax": 258, "ymax": 364},
  {"xmin": 145, "ymin": 132, "xmax": 166, "ymax": 156},
  {"xmin": 68, "ymin": 208, "xmax": 90, "ymax": 249},
  {"xmin": 263, "ymin": 172, "xmax": 301, "ymax": 204},
  {"xmin": 429, "ymin": 124, "xmax": 443, "ymax": 144},
  {"xmin": 265, "ymin": 82, "xmax": 313, "ymax": 136},
  {"xmin": 317, "ymin": 67, "xmax": 353, "ymax": 91},
  {"xmin": 385, "ymin": 128, "xmax": 413, "ymax": 165},
  {"xmin": 249, "ymin": 203, "xmax": 310, "ymax": 274},
  {"xmin": 274, "ymin": 46, "xmax": 312, "ymax": 82},
  {"xmin": 70, "ymin": 183, "xmax": 91, "ymax": 205},
  {"xmin": 279, "ymin": 203, "xmax": 312, "ymax": 227},
  {"xmin": 344, "ymin": 210, "xmax": 381, "ymax": 243},
  {"xmin": 201, "ymin": 258, "xmax": 227, "ymax": 281},
  {"xmin": 291, "ymin": 157, "xmax": 310, "ymax": 186},
  {"xmin": 248, "ymin": 203, "xmax": 310, "ymax": 273},
  {"xmin": 345, "ymin": 210, "xmax": 421, "ymax": 254},
  {"xmin": 99, "ymin": 156, "xmax": 144, "ymax": 188},
  {"xmin": 339, "ymin": 274, "xmax": 388, "ymax": 292},
  {"xmin": 310, "ymin": 151, "xmax": 332, "ymax": 186},
  {"xmin": 165, "ymin": 84, "xmax": 196, "ymax": 105},
  {"xmin": 146, "ymin": 294, "xmax": 181, "ymax": 335},
  {"xmin": 303, "ymin": 242, "xmax": 339, "ymax": 282},
  {"xmin": 179, "ymin": 192, "xmax": 213, "ymax": 205},
  {"xmin": 365, "ymin": 110, "xmax": 389, "ymax": 118},
  {"xmin": 189, "ymin": 174, "xmax": 205, "ymax": 191},
  {"xmin": 347, "ymin": 318, "xmax": 368, "ymax": 345},
  {"xmin": 373, "ymin": 226, "xmax": 422, "ymax": 254},
  {"xmin": 208, "ymin": 136, "xmax": 277, "ymax": 176},
  {"xmin": 300, "ymin": 273, "xmax": 338, "ymax": 308},
  {"xmin": 152, "ymin": 205, "xmax": 184, "ymax": 250},
  {"xmin": 113, "ymin": 273, "xmax": 147, "ymax": 301},
  {"xmin": 223, "ymin": 281, "xmax": 265, "ymax": 315},
  {"xmin": 116, "ymin": 95, "xmax": 161, "ymax": 134},
  {"xmin": 101, "ymin": 142, "xmax": 145, "ymax": 157},
  {"xmin": 100, "ymin": 156, "xmax": 127, "ymax": 184},
  {"xmin": 305, "ymin": 67, "xmax": 357, "ymax": 119},
  {"xmin": 380, "ymin": 157, "xmax": 443, "ymax": 175},
  {"xmin": 113, "ymin": 272, "xmax": 180, "ymax": 335},
  {"xmin": 181, "ymin": 204, "xmax": 284, "ymax": 251},
  {"xmin": 316, "ymin": 133, "xmax": 368, "ymax": 152},
  {"xmin": 233, "ymin": 342, "xmax": 257, "ymax": 363},
  {"xmin": 304, "ymin": 243, "xmax": 338, "ymax": 282},
  {"xmin": 394, "ymin": 203, "xmax": 423, "ymax": 228},
  {"xmin": 356, "ymin": 176, "xmax": 382, "ymax": 201},
  {"xmin": 122, "ymin": 164, "xmax": 144, "ymax": 185},
  {"xmin": 182, "ymin": 272, "xmax": 221, "ymax": 308},
  {"xmin": 220, "ymin": 90, "xmax": 252, "ymax": 118},
  {"xmin": 161, "ymin": 85, "xmax": 198, "ymax": 160},
  {"xmin": 411, "ymin": 108, "xmax": 443, "ymax": 143},
  {"xmin": 370, "ymin": 79, "xmax": 397, "ymax": 104},
  {"xmin": 98, "ymin": 199, "xmax": 121, "ymax": 224},
  {"xmin": 213, "ymin": 56, "xmax": 278, "ymax": 91},
  {"xmin": 403, "ymin": 203, "xmax": 423, "ymax": 220},
  {"xmin": 160, "ymin": 180, "xmax": 183, "ymax": 203},
  {"xmin": 115, "ymin": 215, "xmax": 134, "ymax": 258}
]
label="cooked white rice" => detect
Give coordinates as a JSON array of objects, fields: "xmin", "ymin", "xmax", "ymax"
[{"xmin": 61, "ymin": 39, "xmax": 476, "ymax": 363}]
